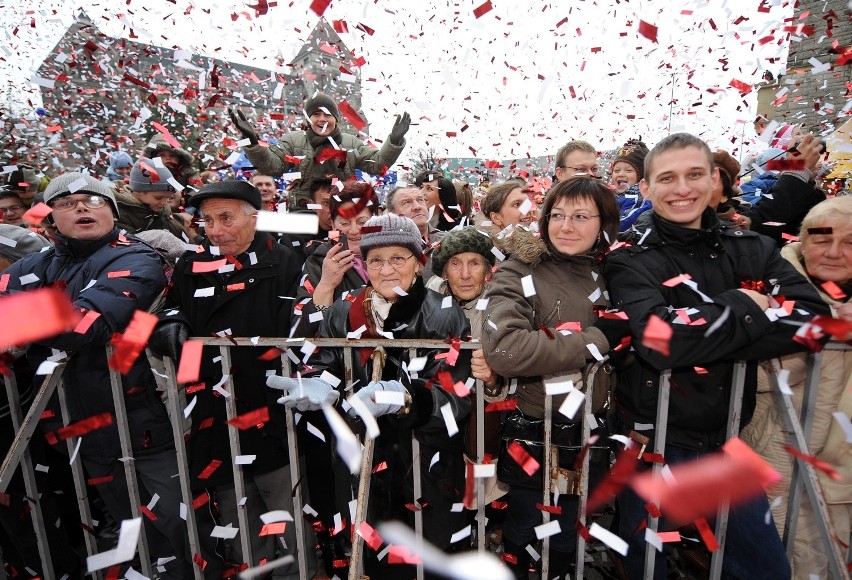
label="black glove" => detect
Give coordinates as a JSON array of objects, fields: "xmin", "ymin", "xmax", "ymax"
[
  {"xmin": 149, "ymin": 321, "xmax": 190, "ymax": 362},
  {"xmin": 389, "ymin": 112, "xmax": 410, "ymax": 146},
  {"xmin": 592, "ymin": 316, "xmax": 634, "ymax": 369},
  {"xmin": 228, "ymin": 107, "xmax": 259, "ymax": 147},
  {"xmin": 591, "ymin": 316, "xmax": 632, "ymax": 350}
]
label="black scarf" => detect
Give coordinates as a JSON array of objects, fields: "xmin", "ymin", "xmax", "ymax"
[{"xmin": 306, "ymin": 126, "xmax": 343, "ymax": 149}]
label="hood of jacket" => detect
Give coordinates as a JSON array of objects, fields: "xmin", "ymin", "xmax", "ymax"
[{"xmin": 142, "ymin": 134, "xmax": 195, "ymax": 169}]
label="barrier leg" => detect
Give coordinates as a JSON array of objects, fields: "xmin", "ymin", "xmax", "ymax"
[{"xmin": 643, "ymin": 369, "xmax": 671, "ymax": 580}]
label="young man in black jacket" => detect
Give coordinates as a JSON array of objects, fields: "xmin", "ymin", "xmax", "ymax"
[{"xmin": 602, "ymin": 133, "xmax": 830, "ymax": 579}]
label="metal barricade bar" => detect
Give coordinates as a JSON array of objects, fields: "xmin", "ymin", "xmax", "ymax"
[
  {"xmin": 106, "ymin": 345, "xmax": 153, "ymax": 578},
  {"xmin": 3, "ymin": 369, "xmax": 54, "ymax": 579},
  {"xmin": 56, "ymin": 376, "xmax": 102, "ymax": 580},
  {"xmin": 160, "ymin": 355, "xmax": 204, "ymax": 580},
  {"xmin": 708, "ymin": 360, "xmax": 747, "ymax": 579},
  {"xmin": 643, "ymin": 368, "xmax": 671, "ymax": 580}
]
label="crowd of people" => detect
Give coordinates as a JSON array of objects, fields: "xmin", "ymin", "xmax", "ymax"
[{"xmin": 0, "ymin": 91, "xmax": 850, "ymax": 580}]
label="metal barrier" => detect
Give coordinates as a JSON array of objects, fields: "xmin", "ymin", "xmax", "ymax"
[{"xmin": 0, "ymin": 339, "xmax": 850, "ymax": 579}]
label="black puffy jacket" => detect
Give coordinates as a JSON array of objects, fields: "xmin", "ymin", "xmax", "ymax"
[
  {"xmin": 603, "ymin": 209, "xmax": 830, "ymax": 451},
  {"xmin": 2, "ymin": 229, "xmax": 173, "ymax": 463}
]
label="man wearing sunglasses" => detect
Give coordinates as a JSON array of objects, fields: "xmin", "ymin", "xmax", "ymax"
[{"xmin": 1, "ymin": 172, "xmax": 223, "ymax": 578}]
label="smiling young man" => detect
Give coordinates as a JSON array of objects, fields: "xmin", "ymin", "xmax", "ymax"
[
  {"xmin": 230, "ymin": 92, "xmax": 411, "ymax": 207},
  {"xmin": 602, "ymin": 133, "xmax": 830, "ymax": 579}
]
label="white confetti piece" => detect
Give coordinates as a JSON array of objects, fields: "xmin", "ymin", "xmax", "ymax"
[
  {"xmin": 211, "ymin": 525, "xmax": 239, "ymax": 539},
  {"xmin": 557, "ymin": 389, "xmax": 585, "ymax": 420},
  {"xmin": 644, "ymin": 528, "xmax": 663, "ymax": 552},
  {"xmin": 19, "ymin": 273, "xmax": 40, "ymax": 285},
  {"xmin": 260, "ymin": 510, "xmax": 294, "ymax": 524},
  {"xmin": 322, "ymin": 405, "xmax": 360, "ymax": 474},
  {"xmin": 544, "ymin": 378, "xmax": 574, "ymax": 395},
  {"xmin": 832, "ymin": 412, "xmax": 852, "ymax": 443},
  {"xmin": 589, "ymin": 522, "xmax": 628, "ymax": 556},
  {"xmin": 521, "ymin": 275, "xmax": 536, "ymax": 297},
  {"xmin": 256, "ymin": 211, "xmax": 319, "ymax": 234},
  {"xmin": 235, "ymin": 455, "xmax": 256, "ymax": 465},
  {"xmin": 375, "ymin": 390, "xmax": 405, "ymax": 406},
  {"xmin": 87, "ymin": 517, "xmax": 142, "ymax": 572},
  {"xmin": 441, "ymin": 403, "xmax": 459, "ymax": 436},
  {"xmin": 534, "ymin": 519, "xmax": 561, "ymax": 539},
  {"xmin": 193, "ymin": 287, "xmax": 215, "ymax": 297}
]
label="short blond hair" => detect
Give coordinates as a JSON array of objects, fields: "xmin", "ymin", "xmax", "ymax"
[{"xmin": 799, "ymin": 196, "xmax": 852, "ymax": 243}]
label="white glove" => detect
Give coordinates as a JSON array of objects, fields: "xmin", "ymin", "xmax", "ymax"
[
  {"xmin": 347, "ymin": 380, "xmax": 408, "ymax": 418},
  {"xmin": 267, "ymin": 375, "xmax": 339, "ymax": 412}
]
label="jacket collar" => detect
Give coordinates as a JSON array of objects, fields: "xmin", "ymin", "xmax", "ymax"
[
  {"xmin": 637, "ymin": 207, "xmax": 725, "ymax": 252},
  {"xmin": 54, "ymin": 228, "xmax": 121, "ymax": 258},
  {"xmin": 383, "ymin": 276, "xmax": 428, "ymax": 331}
]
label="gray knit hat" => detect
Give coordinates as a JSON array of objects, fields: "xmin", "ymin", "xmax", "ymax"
[
  {"xmin": 359, "ymin": 214, "xmax": 423, "ymax": 258},
  {"xmin": 0, "ymin": 225, "xmax": 51, "ymax": 263},
  {"xmin": 43, "ymin": 172, "xmax": 119, "ymax": 216},
  {"xmin": 130, "ymin": 159, "xmax": 176, "ymax": 192},
  {"xmin": 305, "ymin": 92, "xmax": 340, "ymax": 121},
  {"xmin": 431, "ymin": 227, "xmax": 495, "ymax": 276}
]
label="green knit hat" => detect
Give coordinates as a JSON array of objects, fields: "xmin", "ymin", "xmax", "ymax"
[
  {"xmin": 305, "ymin": 92, "xmax": 340, "ymax": 121},
  {"xmin": 431, "ymin": 227, "xmax": 495, "ymax": 276}
]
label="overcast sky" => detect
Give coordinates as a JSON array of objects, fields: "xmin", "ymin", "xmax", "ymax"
[{"xmin": 1, "ymin": 0, "xmax": 798, "ymax": 162}]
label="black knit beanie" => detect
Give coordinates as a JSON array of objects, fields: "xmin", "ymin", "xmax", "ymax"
[{"xmin": 305, "ymin": 93, "xmax": 340, "ymax": 121}]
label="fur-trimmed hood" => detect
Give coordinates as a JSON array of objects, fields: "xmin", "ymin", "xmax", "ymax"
[{"xmin": 482, "ymin": 223, "xmax": 548, "ymax": 266}]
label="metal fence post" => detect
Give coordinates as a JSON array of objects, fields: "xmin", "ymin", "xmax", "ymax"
[
  {"xmin": 409, "ymin": 347, "xmax": 425, "ymax": 580},
  {"xmin": 643, "ymin": 369, "xmax": 671, "ymax": 580},
  {"xmin": 105, "ymin": 345, "xmax": 153, "ymax": 578},
  {"xmin": 475, "ymin": 378, "xmax": 486, "ymax": 553},
  {"xmin": 159, "ymin": 354, "xmax": 204, "ymax": 580},
  {"xmin": 708, "ymin": 360, "xmax": 747, "ymax": 579},
  {"xmin": 3, "ymin": 369, "xmax": 54, "ymax": 579}
]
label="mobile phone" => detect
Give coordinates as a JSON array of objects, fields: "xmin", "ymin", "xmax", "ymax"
[{"xmin": 338, "ymin": 233, "xmax": 348, "ymax": 248}]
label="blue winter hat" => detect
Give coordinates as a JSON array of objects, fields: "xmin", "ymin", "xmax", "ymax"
[{"xmin": 109, "ymin": 152, "xmax": 133, "ymax": 170}]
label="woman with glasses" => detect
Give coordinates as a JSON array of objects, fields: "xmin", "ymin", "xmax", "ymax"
[
  {"xmin": 293, "ymin": 181, "xmax": 380, "ymax": 338},
  {"xmin": 482, "ymin": 176, "xmax": 622, "ymax": 578},
  {"xmin": 274, "ymin": 213, "xmax": 473, "ymax": 577}
]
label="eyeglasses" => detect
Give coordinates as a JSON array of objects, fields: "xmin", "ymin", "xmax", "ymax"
[
  {"xmin": 50, "ymin": 195, "xmax": 109, "ymax": 211},
  {"xmin": 0, "ymin": 204, "xmax": 24, "ymax": 213},
  {"xmin": 366, "ymin": 254, "xmax": 416, "ymax": 271},
  {"xmin": 557, "ymin": 165, "xmax": 600, "ymax": 176},
  {"xmin": 547, "ymin": 212, "xmax": 600, "ymax": 224},
  {"xmin": 422, "ymin": 184, "xmax": 439, "ymax": 191}
]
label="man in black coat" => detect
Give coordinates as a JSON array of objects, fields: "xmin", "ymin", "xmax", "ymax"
[
  {"xmin": 151, "ymin": 180, "xmax": 302, "ymax": 574},
  {"xmin": 602, "ymin": 134, "xmax": 829, "ymax": 579},
  {"xmin": 2, "ymin": 173, "xmax": 222, "ymax": 578}
]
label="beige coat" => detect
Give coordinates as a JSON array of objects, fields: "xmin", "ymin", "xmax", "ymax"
[{"xmin": 739, "ymin": 242, "xmax": 851, "ymax": 578}]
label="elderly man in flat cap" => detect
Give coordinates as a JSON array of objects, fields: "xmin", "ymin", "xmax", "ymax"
[{"xmin": 150, "ymin": 180, "xmax": 303, "ymax": 576}]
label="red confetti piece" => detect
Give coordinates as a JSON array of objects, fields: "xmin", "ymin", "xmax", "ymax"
[
  {"xmin": 556, "ymin": 321, "xmax": 582, "ymax": 332},
  {"xmin": 192, "ymin": 491, "xmax": 210, "ymax": 509},
  {"xmin": 506, "ymin": 441, "xmax": 540, "ymax": 476},
  {"xmin": 765, "ymin": 158, "xmax": 806, "ymax": 171},
  {"xmin": 658, "ymin": 530, "xmax": 681, "ymax": 542},
  {"xmin": 662, "ymin": 273, "xmax": 692, "ymax": 287},
  {"xmin": 784, "ymin": 445, "xmax": 842, "ymax": 480},
  {"xmin": 260, "ymin": 522, "xmax": 287, "ymax": 536},
  {"xmin": 536, "ymin": 503, "xmax": 563, "ymax": 515},
  {"xmin": 139, "ymin": 505, "xmax": 158, "ymax": 521},
  {"xmin": 729, "ymin": 79, "xmax": 753, "ymax": 95},
  {"xmin": 227, "ymin": 282, "xmax": 246, "ymax": 292},
  {"xmin": 473, "ymin": 1, "xmax": 493, "ymax": 19},
  {"xmin": 73, "ymin": 309, "xmax": 101, "ymax": 334},
  {"xmin": 108, "ymin": 310, "xmax": 158, "ymax": 374},
  {"xmin": 258, "ymin": 347, "xmax": 284, "ymax": 361},
  {"xmin": 485, "ymin": 399, "xmax": 517, "ymax": 412},
  {"xmin": 0, "ymin": 288, "xmax": 81, "ymax": 350},
  {"xmin": 694, "ymin": 517, "xmax": 719, "ymax": 551},
  {"xmin": 810, "ymin": 315, "xmax": 852, "ymax": 341},
  {"xmin": 585, "ymin": 446, "xmax": 640, "ymax": 515},
  {"xmin": 192, "ymin": 259, "xmax": 228, "ymax": 273},
  {"xmin": 0, "ymin": 274, "xmax": 8, "ymax": 293},
  {"xmin": 87, "ymin": 475, "xmax": 114, "ymax": 486},
  {"xmin": 226, "ymin": 407, "xmax": 270, "ymax": 430},
  {"xmin": 176, "ymin": 340, "xmax": 204, "ymax": 383},
  {"xmin": 197, "ymin": 459, "xmax": 223, "ymax": 480},
  {"xmin": 56, "ymin": 412, "xmax": 113, "ymax": 440},
  {"xmin": 642, "ymin": 452, "xmax": 666, "ymax": 464},
  {"xmin": 645, "ymin": 501, "xmax": 662, "ymax": 518},
  {"xmin": 638, "ymin": 20, "xmax": 658, "ymax": 43},
  {"xmin": 151, "ymin": 122, "xmax": 182, "ymax": 150},
  {"xmin": 338, "ymin": 101, "xmax": 367, "ymax": 131},
  {"xmin": 388, "ymin": 545, "xmax": 421, "ymax": 564},
  {"xmin": 539, "ymin": 323, "xmax": 555, "ymax": 339},
  {"xmin": 632, "ymin": 438, "xmax": 781, "ymax": 526},
  {"xmin": 21, "ymin": 202, "xmax": 52, "ymax": 227},
  {"xmin": 371, "ymin": 461, "xmax": 388, "ymax": 474},
  {"xmin": 107, "ymin": 270, "xmax": 131, "ymax": 279},
  {"xmin": 332, "ymin": 20, "xmax": 348, "ymax": 33},
  {"xmin": 357, "ymin": 522, "xmax": 384, "ymax": 551},
  {"xmin": 641, "ymin": 314, "xmax": 672, "ymax": 357},
  {"xmin": 315, "ymin": 148, "xmax": 348, "ymax": 165},
  {"xmin": 193, "ymin": 553, "xmax": 208, "ymax": 571}
]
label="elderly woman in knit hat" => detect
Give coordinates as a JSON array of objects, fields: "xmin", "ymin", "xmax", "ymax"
[
  {"xmin": 269, "ymin": 213, "xmax": 473, "ymax": 576},
  {"xmin": 230, "ymin": 92, "xmax": 411, "ymax": 207}
]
